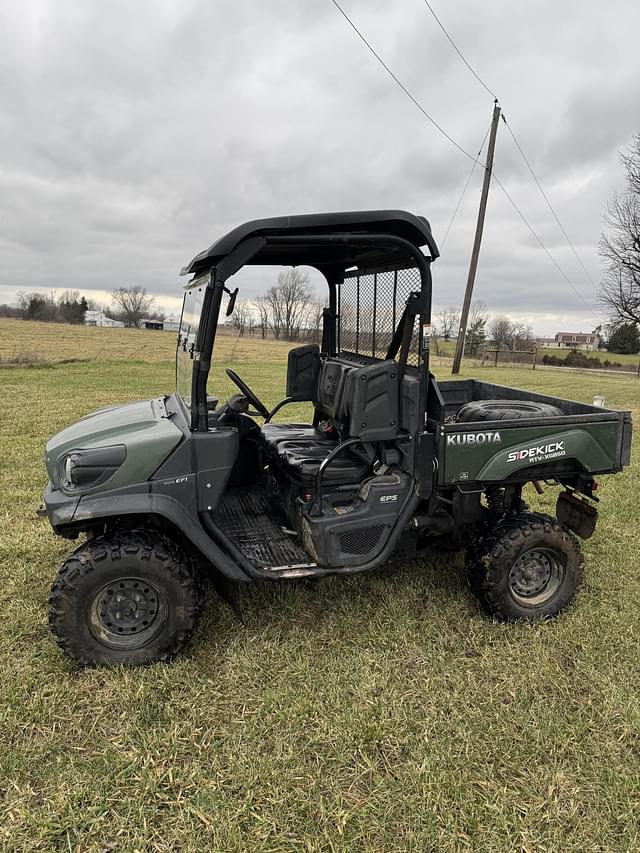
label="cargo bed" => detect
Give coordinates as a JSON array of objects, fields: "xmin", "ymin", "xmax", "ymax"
[{"xmin": 429, "ymin": 379, "xmax": 632, "ymax": 486}]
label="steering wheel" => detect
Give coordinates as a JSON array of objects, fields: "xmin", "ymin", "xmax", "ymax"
[{"xmin": 225, "ymin": 368, "xmax": 270, "ymax": 419}]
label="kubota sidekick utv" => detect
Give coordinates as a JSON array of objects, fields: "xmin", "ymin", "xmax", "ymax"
[{"xmin": 41, "ymin": 211, "xmax": 632, "ymax": 665}]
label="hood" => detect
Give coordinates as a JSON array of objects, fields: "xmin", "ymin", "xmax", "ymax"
[{"xmin": 45, "ymin": 398, "xmax": 183, "ymax": 495}]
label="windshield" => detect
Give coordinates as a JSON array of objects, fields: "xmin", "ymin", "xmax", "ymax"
[{"xmin": 176, "ymin": 274, "xmax": 209, "ymax": 408}]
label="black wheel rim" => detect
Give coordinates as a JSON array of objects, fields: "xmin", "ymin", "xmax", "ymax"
[
  {"xmin": 88, "ymin": 577, "xmax": 168, "ymax": 650},
  {"xmin": 508, "ymin": 547, "xmax": 565, "ymax": 607}
]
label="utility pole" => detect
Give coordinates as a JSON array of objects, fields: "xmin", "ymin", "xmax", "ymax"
[{"xmin": 452, "ymin": 100, "xmax": 501, "ymax": 375}]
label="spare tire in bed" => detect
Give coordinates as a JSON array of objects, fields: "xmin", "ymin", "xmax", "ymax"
[{"xmin": 456, "ymin": 398, "xmax": 563, "ymax": 422}]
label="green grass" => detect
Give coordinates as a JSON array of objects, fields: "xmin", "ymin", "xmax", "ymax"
[{"xmin": 1, "ymin": 327, "xmax": 639, "ymax": 851}]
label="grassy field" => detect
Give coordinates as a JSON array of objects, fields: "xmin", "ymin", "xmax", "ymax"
[
  {"xmin": 0, "ymin": 319, "xmax": 299, "ymax": 367},
  {"xmin": 0, "ymin": 319, "xmax": 639, "ymax": 851}
]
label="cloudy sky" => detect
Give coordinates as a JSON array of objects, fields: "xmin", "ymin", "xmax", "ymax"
[{"xmin": 1, "ymin": 0, "xmax": 638, "ymax": 333}]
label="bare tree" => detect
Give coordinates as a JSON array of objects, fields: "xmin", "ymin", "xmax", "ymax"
[
  {"xmin": 265, "ymin": 269, "xmax": 312, "ymax": 340},
  {"xmin": 307, "ymin": 301, "xmax": 325, "ymax": 345},
  {"xmin": 510, "ymin": 320, "xmax": 534, "ymax": 351},
  {"xmin": 435, "ymin": 306, "xmax": 460, "ymax": 341},
  {"xmin": 599, "ymin": 134, "xmax": 640, "ymax": 325},
  {"xmin": 255, "ymin": 297, "xmax": 269, "ymax": 339},
  {"xmin": 58, "ymin": 289, "xmax": 80, "ymax": 306},
  {"xmin": 265, "ymin": 287, "xmax": 284, "ymax": 339},
  {"xmin": 339, "ymin": 300, "xmax": 357, "ymax": 336},
  {"xmin": 488, "ymin": 314, "xmax": 534, "ymax": 351},
  {"xmin": 111, "ymin": 286, "xmax": 155, "ymax": 328},
  {"xmin": 228, "ymin": 300, "xmax": 250, "ymax": 336},
  {"xmin": 488, "ymin": 314, "xmax": 512, "ymax": 349}
]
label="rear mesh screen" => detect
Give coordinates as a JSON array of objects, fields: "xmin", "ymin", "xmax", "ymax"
[{"xmin": 337, "ymin": 266, "xmax": 422, "ymax": 366}]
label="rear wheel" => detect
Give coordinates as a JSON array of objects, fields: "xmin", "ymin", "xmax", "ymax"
[
  {"xmin": 49, "ymin": 532, "xmax": 205, "ymax": 666},
  {"xmin": 466, "ymin": 513, "xmax": 583, "ymax": 621}
]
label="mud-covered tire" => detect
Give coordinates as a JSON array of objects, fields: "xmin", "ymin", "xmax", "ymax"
[
  {"xmin": 49, "ymin": 531, "xmax": 205, "ymax": 666},
  {"xmin": 466, "ymin": 512, "xmax": 583, "ymax": 621},
  {"xmin": 456, "ymin": 399, "xmax": 563, "ymax": 422}
]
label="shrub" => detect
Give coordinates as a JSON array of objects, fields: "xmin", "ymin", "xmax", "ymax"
[
  {"xmin": 542, "ymin": 350, "xmax": 623, "ymax": 369},
  {"xmin": 0, "ymin": 352, "xmax": 51, "ymax": 368}
]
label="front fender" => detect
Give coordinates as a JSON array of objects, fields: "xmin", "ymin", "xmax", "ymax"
[{"xmin": 43, "ymin": 483, "xmax": 250, "ymax": 582}]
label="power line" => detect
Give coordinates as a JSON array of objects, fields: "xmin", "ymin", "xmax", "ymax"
[
  {"xmin": 329, "ymin": 0, "xmax": 599, "ymax": 319},
  {"xmin": 329, "ymin": 0, "xmax": 480, "ymax": 165},
  {"xmin": 501, "ymin": 114, "xmax": 600, "ymax": 291},
  {"xmin": 492, "ymin": 173, "xmax": 599, "ymax": 317},
  {"xmin": 441, "ymin": 124, "xmax": 490, "ymax": 248},
  {"xmin": 418, "ymin": 0, "xmax": 599, "ymax": 301},
  {"xmin": 421, "ymin": 0, "xmax": 497, "ymax": 101}
]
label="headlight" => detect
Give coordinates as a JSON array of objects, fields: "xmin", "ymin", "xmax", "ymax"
[
  {"xmin": 64, "ymin": 455, "xmax": 75, "ymax": 484},
  {"xmin": 59, "ymin": 445, "xmax": 127, "ymax": 493}
]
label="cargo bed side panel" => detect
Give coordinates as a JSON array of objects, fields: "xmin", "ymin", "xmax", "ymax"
[{"xmin": 440, "ymin": 418, "xmax": 623, "ymax": 485}]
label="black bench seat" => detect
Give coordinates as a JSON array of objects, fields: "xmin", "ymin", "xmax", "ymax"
[
  {"xmin": 276, "ymin": 440, "xmax": 370, "ymax": 485},
  {"xmin": 260, "ymin": 422, "xmax": 332, "ymax": 453},
  {"xmin": 259, "ymin": 354, "xmax": 399, "ymax": 494}
]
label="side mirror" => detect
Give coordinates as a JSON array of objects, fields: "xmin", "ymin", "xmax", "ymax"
[{"xmin": 226, "ymin": 287, "xmax": 239, "ymax": 316}]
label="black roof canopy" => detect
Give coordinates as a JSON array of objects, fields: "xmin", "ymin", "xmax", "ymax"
[{"xmin": 181, "ymin": 210, "xmax": 439, "ymax": 279}]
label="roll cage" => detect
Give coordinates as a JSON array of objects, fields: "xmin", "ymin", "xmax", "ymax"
[{"xmin": 178, "ymin": 210, "xmax": 440, "ymax": 432}]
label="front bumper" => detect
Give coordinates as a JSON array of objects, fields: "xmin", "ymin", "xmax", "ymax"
[{"xmin": 38, "ymin": 481, "xmax": 81, "ymax": 533}]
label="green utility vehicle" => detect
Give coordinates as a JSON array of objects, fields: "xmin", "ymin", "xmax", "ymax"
[{"xmin": 41, "ymin": 211, "xmax": 632, "ymax": 665}]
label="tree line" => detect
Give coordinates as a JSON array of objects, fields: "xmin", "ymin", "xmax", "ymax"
[
  {"xmin": 0, "ymin": 290, "xmax": 93, "ymax": 323},
  {"xmin": 432, "ymin": 302, "xmax": 536, "ymax": 355},
  {"xmin": 0, "ymin": 286, "xmax": 163, "ymax": 329}
]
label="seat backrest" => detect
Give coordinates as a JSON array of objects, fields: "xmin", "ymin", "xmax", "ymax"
[
  {"xmin": 344, "ymin": 360, "xmax": 399, "ymax": 442},
  {"xmin": 312, "ymin": 357, "xmax": 399, "ymax": 442},
  {"xmin": 286, "ymin": 344, "xmax": 320, "ymax": 401},
  {"xmin": 314, "ymin": 359, "xmax": 352, "ymax": 419}
]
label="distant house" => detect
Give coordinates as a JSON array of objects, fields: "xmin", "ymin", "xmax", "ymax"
[
  {"xmin": 554, "ymin": 332, "xmax": 601, "ymax": 351},
  {"xmin": 84, "ymin": 310, "xmax": 124, "ymax": 328},
  {"xmin": 143, "ymin": 320, "xmax": 164, "ymax": 331},
  {"xmin": 536, "ymin": 336, "xmax": 558, "ymax": 348},
  {"xmin": 163, "ymin": 316, "xmax": 180, "ymax": 332}
]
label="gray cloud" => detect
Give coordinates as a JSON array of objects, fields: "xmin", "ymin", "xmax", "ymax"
[{"xmin": 1, "ymin": 0, "xmax": 639, "ymax": 333}]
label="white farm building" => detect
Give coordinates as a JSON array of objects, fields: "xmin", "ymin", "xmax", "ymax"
[
  {"xmin": 84, "ymin": 311, "xmax": 180, "ymax": 331},
  {"xmin": 84, "ymin": 310, "xmax": 124, "ymax": 328},
  {"xmin": 163, "ymin": 317, "xmax": 180, "ymax": 332}
]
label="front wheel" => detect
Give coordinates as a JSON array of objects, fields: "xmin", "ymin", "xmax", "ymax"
[
  {"xmin": 49, "ymin": 532, "xmax": 205, "ymax": 666},
  {"xmin": 466, "ymin": 513, "xmax": 583, "ymax": 621}
]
